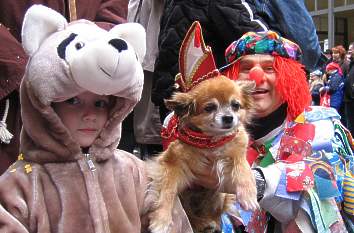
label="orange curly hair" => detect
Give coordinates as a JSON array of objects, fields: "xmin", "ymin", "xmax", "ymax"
[{"xmin": 332, "ymin": 45, "xmax": 346, "ymax": 60}]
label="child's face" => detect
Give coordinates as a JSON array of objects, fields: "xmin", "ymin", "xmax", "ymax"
[{"xmin": 52, "ymin": 91, "xmax": 110, "ymax": 148}]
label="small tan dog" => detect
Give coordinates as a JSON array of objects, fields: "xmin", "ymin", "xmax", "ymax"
[{"xmin": 147, "ymin": 75, "xmax": 258, "ymax": 233}]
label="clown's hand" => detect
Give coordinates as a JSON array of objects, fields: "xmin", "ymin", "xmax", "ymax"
[
  {"xmin": 191, "ymin": 164, "xmax": 266, "ymax": 203},
  {"xmin": 191, "ymin": 162, "xmax": 303, "ymax": 222}
]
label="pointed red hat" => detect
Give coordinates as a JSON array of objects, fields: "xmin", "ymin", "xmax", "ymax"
[{"xmin": 175, "ymin": 21, "xmax": 220, "ymax": 92}]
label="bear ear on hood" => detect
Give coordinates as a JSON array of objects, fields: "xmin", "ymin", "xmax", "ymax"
[
  {"xmin": 21, "ymin": 4, "xmax": 68, "ymax": 56},
  {"xmin": 109, "ymin": 23, "xmax": 146, "ymax": 62}
]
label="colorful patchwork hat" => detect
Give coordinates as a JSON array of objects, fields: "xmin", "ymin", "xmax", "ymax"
[{"xmin": 223, "ymin": 31, "xmax": 302, "ymax": 69}]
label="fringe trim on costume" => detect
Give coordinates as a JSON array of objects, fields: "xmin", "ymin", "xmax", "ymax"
[{"xmin": 0, "ymin": 99, "xmax": 13, "ymax": 144}]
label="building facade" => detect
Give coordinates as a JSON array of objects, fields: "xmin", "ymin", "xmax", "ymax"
[{"xmin": 305, "ymin": 0, "xmax": 354, "ymax": 50}]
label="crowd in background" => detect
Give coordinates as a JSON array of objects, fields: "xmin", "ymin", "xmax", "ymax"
[{"xmin": 309, "ymin": 43, "xmax": 354, "ymax": 136}]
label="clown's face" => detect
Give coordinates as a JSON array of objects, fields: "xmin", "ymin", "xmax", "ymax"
[
  {"xmin": 53, "ymin": 91, "xmax": 109, "ymax": 148},
  {"xmin": 237, "ymin": 54, "xmax": 284, "ymax": 118}
]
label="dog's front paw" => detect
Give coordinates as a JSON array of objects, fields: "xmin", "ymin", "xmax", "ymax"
[
  {"xmin": 236, "ymin": 181, "xmax": 259, "ymax": 211},
  {"xmin": 149, "ymin": 209, "xmax": 173, "ymax": 233}
]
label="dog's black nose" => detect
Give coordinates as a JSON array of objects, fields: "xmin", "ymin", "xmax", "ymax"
[
  {"xmin": 109, "ymin": 39, "xmax": 128, "ymax": 52},
  {"xmin": 222, "ymin": 115, "xmax": 233, "ymax": 124}
]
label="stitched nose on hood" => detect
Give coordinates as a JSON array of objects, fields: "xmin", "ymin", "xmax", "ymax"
[{"xmin": 109, "ymin": 39, "xmax": 128, "ymax": 52}]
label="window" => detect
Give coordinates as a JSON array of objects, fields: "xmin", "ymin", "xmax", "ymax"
[{"xmin": 334, "ymin": 0, "xmax": 345, "ymax": 7}]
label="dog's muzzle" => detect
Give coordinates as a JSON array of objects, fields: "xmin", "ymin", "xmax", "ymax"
[{"xmin": 222, "ymin": 115, "xmax": 234, "ymax": 129}]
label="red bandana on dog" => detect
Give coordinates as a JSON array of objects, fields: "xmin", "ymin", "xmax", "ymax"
[{"xmin": 161, "ymin": 115, "xmax": 237, "ymax": 149}]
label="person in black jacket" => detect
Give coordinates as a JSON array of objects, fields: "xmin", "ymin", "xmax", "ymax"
[
  {"xmin": 151, "ymin": 0, "xmax": 268, "ymax": 121},
  {"xmin": 344, "ymin": 42, "xmax": 354, "ymax": 135}
]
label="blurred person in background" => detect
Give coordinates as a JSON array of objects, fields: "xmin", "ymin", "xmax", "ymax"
[
  {"xmin": 320, "ymin": 62, "xmax": 345, "ymax": 112},
  {"xmin": 344, "ymin": 42, "xmax": 354, "ymax": 135},
  {"xmin": 309, "ymin": 70, "xmax": 324, "ymax": 106},
  {"xmin": 127, "ymin": 0, "xmax": 164, "ymax": 158},
  {"xmin": 330, "ymin": 45, "xmax": 347, "ymax": 125},
  {"xmin": 332, "ymin": 45, "xmax": 349, "ymax": 78}
]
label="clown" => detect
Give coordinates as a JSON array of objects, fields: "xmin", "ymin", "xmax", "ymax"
[{"xmin": 221, "ymin": 31, "xmax": 354, "ymax": 233}]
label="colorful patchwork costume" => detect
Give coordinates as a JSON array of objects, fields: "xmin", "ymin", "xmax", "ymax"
[{"xmin": 221, "ymin": 31, "xmax": 354, "ymax": 233}]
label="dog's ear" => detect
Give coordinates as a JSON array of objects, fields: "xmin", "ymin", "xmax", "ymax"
[
  {"xmin": 236, "ymin": 80, "xmax": 255, "ymax": 109},
  {"xmin": 165, "ymin": 92, "xmax": 195, "ymax": 117},
  {"xmin": 237, "ymin": 80, "xmax": 256, "ymax": 95}
]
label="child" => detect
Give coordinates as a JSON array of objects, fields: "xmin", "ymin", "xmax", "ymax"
[
  {"xmin": 309, "ymin": 70, "xmax": 324, "ymax": 105},
  {"xmin": 320, "ymin": 62, "xmax": 345, "ymax": 111},
  {"xmin": 0, "ymin": 5, "xmax": 192, "ymax": 233}
]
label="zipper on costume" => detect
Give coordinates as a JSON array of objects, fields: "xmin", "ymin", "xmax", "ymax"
[{"xmin": 83, "ymin": 153, "xmax": 96, "ymax": 171}]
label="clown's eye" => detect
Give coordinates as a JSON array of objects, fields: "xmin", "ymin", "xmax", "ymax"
[
  {"xmin": 75, "ymin": 42, "xmax": 85, "ymax": 50},
  {"xmin": 264, "ymin": 66, "xmax": 274, "ymax": 73},
  {"xmin": 231, "ymin": 100, "xmax": 240, "ymax": 111},
  {"xmin": 240, "ymin": 66, "xmax": 251, "ymax": 73},
  {"xmin": 204, "ymin": 103, "xmax": 217, "ymax": 113}
]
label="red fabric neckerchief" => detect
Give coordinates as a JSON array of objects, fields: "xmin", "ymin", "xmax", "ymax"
[{"xmin": 161, "ymin": 114, "xmax": 237, "ymax": 149}]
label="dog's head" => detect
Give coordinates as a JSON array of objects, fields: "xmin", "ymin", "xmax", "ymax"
[{"xmin": 166, "ymin": 76, "xmax": 255, "ymax": 136}]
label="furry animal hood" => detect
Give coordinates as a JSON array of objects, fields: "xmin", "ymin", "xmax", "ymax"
[{"xmin": 20, "ymin": 5, "xmax": 146, "ymax": 163}]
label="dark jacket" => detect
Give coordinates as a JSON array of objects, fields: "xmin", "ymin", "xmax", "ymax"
[
  {"xmin": 325, "ymin": 70, "xmax": 344, "ymax": 110},
  {"xmin": 344, "ymin": 60, "xmax": 354, "ymax": 102},
  {"xmin": 151, "ymin": 0, "xmax": 268, "ymax": 118},
  {"xmin": 0, "ymin": 0, "xmax": 128, "ymax": 174},
  {"xmin": 246, "ymin": 0, "xmax": 324, "ymax": 71}
]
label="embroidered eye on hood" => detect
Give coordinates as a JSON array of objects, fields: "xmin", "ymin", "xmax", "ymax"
[{"xmin": 19, "ymin": 5, "xmax": 146, "ymax": 163}]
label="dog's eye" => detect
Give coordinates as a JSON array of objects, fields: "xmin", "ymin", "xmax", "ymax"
[
  {"xmin": 75, "ymin": 42, "xmax": 85, "ymax": 50},
  {"xmin": 231, "ymin": 100, "xmax": 241, "ymax": 111},
  {"xmin": 204, "ymin": 104, "xmax": 217, "ymax": 113}
]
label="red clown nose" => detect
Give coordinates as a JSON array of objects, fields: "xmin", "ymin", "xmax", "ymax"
[{"xmin": 249, "ymin": 67, "xmax": 264, "ymax": 86}]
